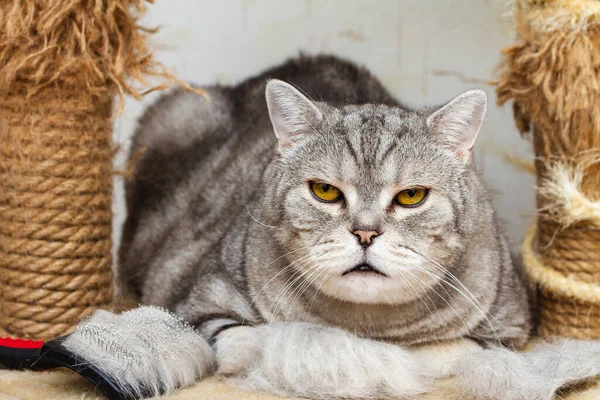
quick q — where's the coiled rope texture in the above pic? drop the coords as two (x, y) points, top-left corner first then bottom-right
(0, 87), (114, 340)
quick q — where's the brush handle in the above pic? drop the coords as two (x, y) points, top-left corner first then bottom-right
(0, 337), (55, 370)
(0, 336), (132, 400)
(39, 336), (132, 400)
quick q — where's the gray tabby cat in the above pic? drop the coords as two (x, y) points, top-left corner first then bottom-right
(120, 54), (530, 345)
(98, 55), (598, 399)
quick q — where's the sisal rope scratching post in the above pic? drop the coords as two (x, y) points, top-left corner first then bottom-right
(497, 0), (600, 339)
(0, 1), (202, 340)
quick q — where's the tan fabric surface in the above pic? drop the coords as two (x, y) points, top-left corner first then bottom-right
(1, 369), (599, 400)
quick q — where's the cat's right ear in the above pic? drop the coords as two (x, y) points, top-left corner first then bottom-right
(265, 80), (322, 152)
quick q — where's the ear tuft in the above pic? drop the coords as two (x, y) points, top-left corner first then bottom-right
(265, 80), (322, 151)
(426, 90), (487, 162)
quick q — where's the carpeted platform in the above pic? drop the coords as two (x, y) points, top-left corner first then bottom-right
(1, 368), (599, 400)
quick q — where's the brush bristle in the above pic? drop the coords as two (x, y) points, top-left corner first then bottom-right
(62, 306), (215, 398)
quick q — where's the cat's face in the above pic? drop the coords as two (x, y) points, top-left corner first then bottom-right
(265, 80), (487, 305)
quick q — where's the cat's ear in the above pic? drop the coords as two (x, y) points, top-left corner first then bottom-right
(426, 90), (487, 162)
(265, 79), (322, 151)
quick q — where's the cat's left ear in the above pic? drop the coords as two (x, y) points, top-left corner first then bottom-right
(265, 79), (322, 151)
(426, 90), (487, 162)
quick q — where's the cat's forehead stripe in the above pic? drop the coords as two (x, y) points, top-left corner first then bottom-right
(378, 140), (398, 165)
(339, 107), (404, 169)
(343, 136), (360, 165)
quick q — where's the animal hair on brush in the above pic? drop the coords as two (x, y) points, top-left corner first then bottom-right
(61, 306), (215, 398)
(453, 339), (600, 400)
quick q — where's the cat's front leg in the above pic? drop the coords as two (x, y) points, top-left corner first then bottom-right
(410, 338), (483, 378)
(452, 339), (600, 400)
(214, 322), (432, 399)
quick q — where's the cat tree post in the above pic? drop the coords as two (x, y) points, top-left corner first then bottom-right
(497, 0), (600, 339)
(0, 0), (199, 340)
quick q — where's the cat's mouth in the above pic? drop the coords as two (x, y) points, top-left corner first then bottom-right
(342, 263), (387, 277)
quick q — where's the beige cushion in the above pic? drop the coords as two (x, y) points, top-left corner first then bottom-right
(1, 368), (599, 400)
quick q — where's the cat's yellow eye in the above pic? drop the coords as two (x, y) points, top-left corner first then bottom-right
(310, 181), (342, 203)
(395, 188), (428, 207)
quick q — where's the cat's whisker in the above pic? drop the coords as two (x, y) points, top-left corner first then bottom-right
(267, 259), (315, 308)
(402, 267), (473, 335)
(266, 246), (313, 268)
(266, 269), (308, 319)
(244, 201), (277, 228)
(406, 261), (503, 344)
(244, 248), (314, 322)
(275, 251), (343, 311)
(395, 246), (499, 325)
(378, 244), (439, 313)
(268, 257), (322, 318)
(385, 243), (496, 339)
(285, 260), (330, 319)
(395, 269), (436, 317)
(272, 251), (337, 319)
(411, 250), (510, 343)
(270, 267), (317, 319)
(307, 269), (333, 315)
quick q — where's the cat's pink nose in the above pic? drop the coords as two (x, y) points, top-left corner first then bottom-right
(352, 230), (380, 247)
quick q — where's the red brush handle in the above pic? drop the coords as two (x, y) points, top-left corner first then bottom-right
(0, 337), (44, 349)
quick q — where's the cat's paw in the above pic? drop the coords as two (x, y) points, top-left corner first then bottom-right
(214, 325), (262, 375)
(62, 306), (215, 398)
(214, 322), (431, 399)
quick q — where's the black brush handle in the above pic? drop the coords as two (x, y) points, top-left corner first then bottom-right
(0, 338), (56, 370)
(0, 346), (48, 370)
(36, 336), (136, 400)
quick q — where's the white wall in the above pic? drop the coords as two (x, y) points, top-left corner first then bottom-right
(113, 0), (536, 256)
